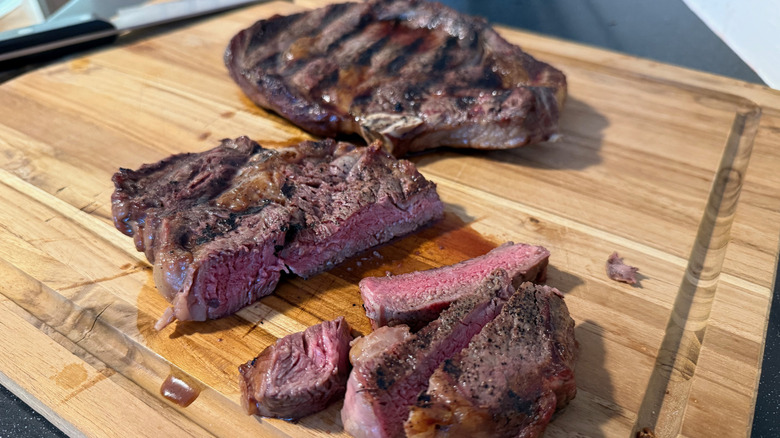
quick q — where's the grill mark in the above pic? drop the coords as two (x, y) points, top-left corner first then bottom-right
(256, 4), (356, 77)
(248, 13), (304, 51)
(356, 35), (391, 66)
(258, 53), (281, 70)
(325, 10), (375, 53)
(476, 64), (504, 89)
(385, 37), (424, 74)
(297, 2), (352, 43)
(190, 204), (271, 248)
(248, 13), (306, 71)
(350, 93), (372, 112)
(495, 89), (513, 106)
(382, 29), (452, 99)
(319, 2), (352, 28)
(431, 36), (459, 72)
(315, 69), (340, 94)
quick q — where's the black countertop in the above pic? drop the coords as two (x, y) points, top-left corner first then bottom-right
(0, 385), (65, 438)
(1, 0), (776, 437)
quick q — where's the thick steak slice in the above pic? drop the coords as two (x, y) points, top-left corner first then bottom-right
(225, 0), (566, 157)
(360, 242), (549, 330)
(342, 270), (513, 438)
(405, 282), (578, 438)
(111, 137), (443, 328)
(276, 144), (443, 278)
(239, 316), (353, 420)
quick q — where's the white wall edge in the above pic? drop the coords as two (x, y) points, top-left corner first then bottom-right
(682, 0), (779, 89)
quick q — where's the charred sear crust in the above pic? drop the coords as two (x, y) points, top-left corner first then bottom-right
(225, 0), (567, 156)
(342, 270), (513, 438)
(405, 282), (578, 438)
(111, 137), (444, 328)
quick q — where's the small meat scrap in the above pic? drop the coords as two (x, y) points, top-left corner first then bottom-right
(606, 252), (639, 284)
(239, 317), (353, 420)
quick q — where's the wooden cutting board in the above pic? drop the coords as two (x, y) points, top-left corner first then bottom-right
(1, 1), (780, 437)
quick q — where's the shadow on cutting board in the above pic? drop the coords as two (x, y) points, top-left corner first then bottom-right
(545, 263), (585, 295)
(482, 96), (608, 171)
(405, 96), (607, 172)
(555, 319), (619, 438)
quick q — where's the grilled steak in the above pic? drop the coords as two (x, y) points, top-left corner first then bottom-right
(360, 242), (549, 330)
(405, 282), (578, 438)
(225, 0), (566, 157)
(111, 137), (443, 328)
(239, 317), (353, 420)
(342, 270), (513, 438)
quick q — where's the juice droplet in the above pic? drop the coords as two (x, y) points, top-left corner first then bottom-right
(160, 374), (200, 407)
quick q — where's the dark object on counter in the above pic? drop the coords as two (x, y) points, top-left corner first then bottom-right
(360, 242), (549, 330)
(239, 317), (353, 420)
(0, 0), (266, 69)
(606, 252), (639, 284)
(225, 0), (566, 157)
(406, 282), (578, 438)
(0, 384), (66, 438)
(342, 270), (513, 438)
(111, 137), (443, 329)
(636, 427), (657, 438)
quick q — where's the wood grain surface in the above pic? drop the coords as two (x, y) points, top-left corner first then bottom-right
(1, 1), (780, 437)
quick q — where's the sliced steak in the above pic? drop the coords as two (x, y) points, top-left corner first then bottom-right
(225, 0), (566, 157)
(111, 137), (443, 328)
(239, 317), (353, 420)
(405, 282), (578, 438)
(360, 242), (549, 330)
(342, 269), (513, 438)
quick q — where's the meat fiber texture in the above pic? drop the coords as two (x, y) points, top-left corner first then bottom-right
(111, 137), (443, 328)
(360, 242), (549, 330)
(238, 317), (353, 420)
(342, 270), (514, 438)
(225, 0), (566, 157)
(405, 282), (578, 438)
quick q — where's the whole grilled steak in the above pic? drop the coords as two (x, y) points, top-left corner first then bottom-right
(360, 242), (549, 330)
(225, 0), (566, 156)
(405, 282), (578, 438)
(239, 317), (353, 420)
(341, 270), (513, 438)
(111, 137), (443, 328)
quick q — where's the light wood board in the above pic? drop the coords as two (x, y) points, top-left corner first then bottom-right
(1, 1), (780, 437)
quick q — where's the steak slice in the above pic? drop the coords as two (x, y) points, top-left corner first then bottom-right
(225, 0), (566, 157)
(360, 242), (549, 330)
(239, 316), (353, 420)
(111, 137), (443, 328)
(405, 282), (578, 438)
(341, 269), (513, 438)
